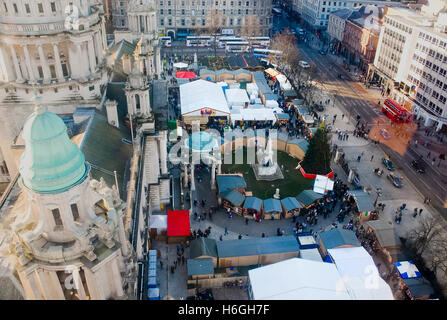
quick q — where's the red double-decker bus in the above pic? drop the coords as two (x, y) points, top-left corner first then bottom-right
(382, 99), (411, 123)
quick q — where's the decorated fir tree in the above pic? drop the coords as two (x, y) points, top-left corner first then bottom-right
(301, 122), (332, 175)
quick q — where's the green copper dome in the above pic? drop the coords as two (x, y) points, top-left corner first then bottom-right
(19, 106), (88, 194)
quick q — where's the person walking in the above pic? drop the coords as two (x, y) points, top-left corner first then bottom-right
(370, 154), (374, 162)
(413, 208), (418, 218)
(238, 234), (242, 240)
(245, 217), (249, 225)
(219, 235), (223, 241)
(419, 208), (423, 216)
(224, 227), (228, 235)
(357, 155), (362, 162)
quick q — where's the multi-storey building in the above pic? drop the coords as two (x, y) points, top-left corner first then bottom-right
(0, 0), (109, 177)
(112, 0), (129, 29)
(299, 0), (405, 30)
(370, 6), (447, 131)
(341, 6), (382, 72)
(327, 8), (354, 51)
(156, 0), (273, 39)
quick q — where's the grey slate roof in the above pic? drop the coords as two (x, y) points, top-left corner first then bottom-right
(221, 189), (245, 206)
(252, 72), (273, 94)
(243, 197), (263, 211)
(187, 258), (215, 276)
(347, 190), (375, 212)
(281, 197), (302, 211)
(296, 190), (323, 207)
(216, 175), (247, 193)
(319, 229), (361, 249)
(216, 235), (299, 258)
(263, 198), (282, 213)
(366, 220), (401, 248)
(190, 238), (218, 259)
(402, 277), (434, 297)
(264, 93), (279, 101)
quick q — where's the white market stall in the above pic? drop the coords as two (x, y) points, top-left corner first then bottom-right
(276, 74), (292, 91)
(230, 108), (277, 125)
(225, 88), (250, 108)
(328, 247), (394, 300)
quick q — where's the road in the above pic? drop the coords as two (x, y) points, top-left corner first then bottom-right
(297, 41), (447, 219)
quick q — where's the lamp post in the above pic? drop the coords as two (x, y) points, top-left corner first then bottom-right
(374, 187), (382, 207)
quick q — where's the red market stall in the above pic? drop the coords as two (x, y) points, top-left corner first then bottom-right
(167, 210), (191, 244)
(176, 71), (197, 79)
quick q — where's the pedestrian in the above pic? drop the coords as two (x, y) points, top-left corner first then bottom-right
(160, 260), (163, 269)
(427, 151), (431, 158)
(238, 234), (242, 240)
(182, 256), (185, 265)
(357, 155), (362, 162)
(224, 227), (228, 235)
(262, 232), (265, 238)
(432, 157), (436, 166)
(419, 208), (423, 216)
(341, 114), (344, 120)
(413, 208), (418, 218)
(245, 217), (249, 225)
(415, 139), (418, 147)
(370, 154), (374, 162)
(170, 266), (174, 274)
(219, 235), (223, 241)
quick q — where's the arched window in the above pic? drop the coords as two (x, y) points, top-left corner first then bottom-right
(71, 203), (80, 221)
(52, 208), (64, 228)
(135, 94), (141, 111)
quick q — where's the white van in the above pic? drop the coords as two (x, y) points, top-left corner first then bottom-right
(299, 61), (310, 68)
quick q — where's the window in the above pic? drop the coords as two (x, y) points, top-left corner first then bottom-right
(89, 85), (95, 91)
(52, 208), (63, 227)
(160, 18), (164, 25)
(51, 2), (56, 12)
(38, 3), (43, 13)
(181, 19), (185, 26)
(71, 204), (80, 221)
(168, 18), (172, 25)
(168, 9), (171, 14)
(13, 3), (17, 13)
(160, 9), (163, 15)
(4, 3), (7, 12)
(182, 9), (185, 15)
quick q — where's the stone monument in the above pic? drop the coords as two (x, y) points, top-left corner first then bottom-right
(252, 139), (284, 181)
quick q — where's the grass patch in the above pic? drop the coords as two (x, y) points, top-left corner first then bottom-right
(221, 148), (314, 199)
(199, 56), (229, 70)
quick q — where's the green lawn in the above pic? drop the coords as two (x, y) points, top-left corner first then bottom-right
(221, 148), (314, 199)
(198, 56), (230, 70)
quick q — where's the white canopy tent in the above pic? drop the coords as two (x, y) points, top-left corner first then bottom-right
(173, 62), (188, 69)
(328, 247), (394, 300)
(225, 88), (250, 107)
(180, 79), (230, 116)
(230, 108), (277, 124)
(276, 74), (292, 90)
(265, 100), (279, 109)
(149, 215), (167, 235)
(248, 258), (352, 300)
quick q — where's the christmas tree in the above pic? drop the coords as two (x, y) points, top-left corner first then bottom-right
(301, 122), (332, 175)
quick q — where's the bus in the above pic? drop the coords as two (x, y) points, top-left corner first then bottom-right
(186, 36), (212, 47)
(159, 36), (172, 47)
(253, 48), (282, 58)
(382, 99), (411, 123)
(225, 41), (250, 53)
(248, 37), (270, 48)
(218, 36), (246, 48)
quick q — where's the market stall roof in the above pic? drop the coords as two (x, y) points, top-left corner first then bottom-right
(180, 79), (230, 115)
(296, 190), (323, 207)
(402, 277), (435, 298)
(173, 62), (188, 68)
(281, 197), (302, 211)
(225, 88), (250, 106)
(176, 71), (197, 79)
(366, 220), (401, 248)
(394, 261), (421, 279)
(252, 72), (273, 94)
(319, 229), (361, 249)
(248, 258), (351, 300)
(284, 89), (298, 97)
(216, 236), (299, 258)
(299, 248), (322, 262)
(216, 174), (246, 193)
(167, 210), (190, 237)
(264, 68), (281, 77)
(190, 238), (218, 259)
(243, 196), (263, 211)
(328, 247), (394, 300)
(263, 198), (282, 213)
(148, 214), (167, 229)
(187, 258), (215, 276)
(297, 234), (318, 249)
(287, 138), (309, 153)
(264, 93), (279, 101)
(292, 98), (305, 105)
(296, 105), (310, 115)
(347, 190), (375, 212)
(221, 189), (245, 206)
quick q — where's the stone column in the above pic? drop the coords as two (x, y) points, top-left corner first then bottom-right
(95, 31), (104, 61)
(87, 38), (96, 74)
(183, 162), (188, 188)
(190, 163), (195, 191)
(9, 44), (23, 82)
(52, 44), (64, 81)
(111, 258), (125, 298)
(159, 132), (168, 175)
(217, 162), (222, 174)
(211, 163), (216, 190)
(37, 44), (51, 82)
(73, 268), (87, 300)
(22, 45), (35, 82)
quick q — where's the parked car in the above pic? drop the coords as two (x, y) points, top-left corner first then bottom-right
(382, 157), (395, 171)
(411, 159), (426, 173)
(299, 60), (310, 68)
(387, 173), (403, 188)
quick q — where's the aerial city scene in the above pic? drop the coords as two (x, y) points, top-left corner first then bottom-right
(1, 0), (447, 302)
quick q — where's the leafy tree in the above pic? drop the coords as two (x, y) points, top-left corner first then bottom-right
(301, 123), (332, 175)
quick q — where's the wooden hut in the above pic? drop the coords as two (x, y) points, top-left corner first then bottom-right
(296, 190), (323, 209)
(281, 197), (303, 219)
(318, 229), (361, 260)
(167, 210), (190, 244)
(216, 236), (299, 268)
(366, 220), (402, 262)
(221, 189), (246, 215)
(187, 258), (215, 280)
(243, 196), (263, 220)
(190, 238), (218, 267)
(263, 198), (282, 220)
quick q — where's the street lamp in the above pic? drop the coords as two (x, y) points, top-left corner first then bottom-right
(374, 187), (382, 207)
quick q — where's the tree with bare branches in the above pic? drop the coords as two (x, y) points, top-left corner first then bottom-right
(205, 10), (227, 57)
(240, 15), (263, 51)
